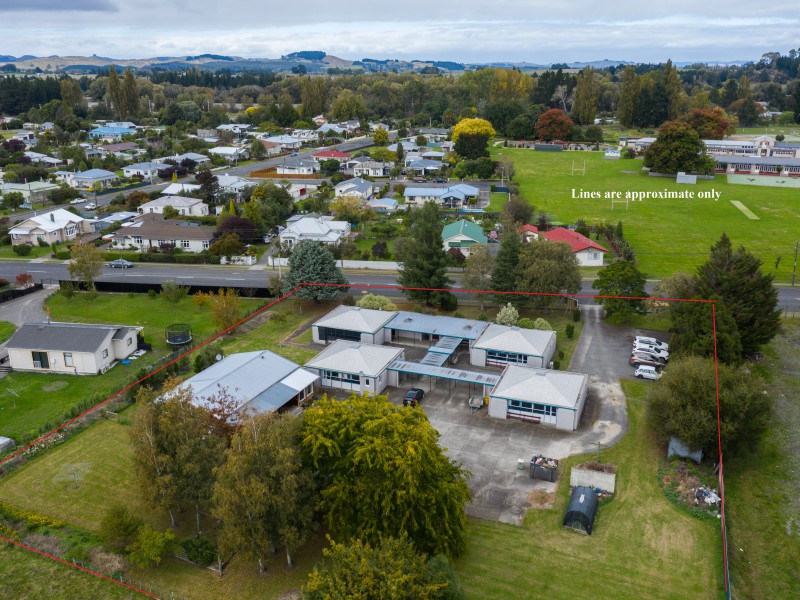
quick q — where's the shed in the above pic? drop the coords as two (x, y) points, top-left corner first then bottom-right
(0, 436), (14, 453)
(563, 485), (598, 535)
(312, 305), (397, 345)
(305, 340), (404, 394)
(471, 323), (557, 369)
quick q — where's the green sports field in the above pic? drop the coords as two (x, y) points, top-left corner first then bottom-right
(496, 148), (800, 282)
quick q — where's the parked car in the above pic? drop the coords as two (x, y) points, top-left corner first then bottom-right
(635, 336), (669, 351)
(630, 352), (664, 369)
(403, 388), (425, 407)
(108, 259), (134, 269)
(433, 177), (447, 183)
(632, 342), (669, 360)
(69, 197), (86, 205)
(634, 365), (662, 380)
(84, 202), (97, 210)
(290, 152), (298, 156)
(412, 176), (427, 183)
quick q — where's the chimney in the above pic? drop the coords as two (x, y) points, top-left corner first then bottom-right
(50, 212), (55, 222)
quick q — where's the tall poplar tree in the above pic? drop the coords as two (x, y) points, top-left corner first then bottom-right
(107, 65), (124, 118)
(122, 68), (139, 118)
(573, 67), (599, 126)
(663, 59), (683, 120)
(617, 66), (640, 128)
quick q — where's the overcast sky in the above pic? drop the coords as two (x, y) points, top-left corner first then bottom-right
(0, 1), (797, 64)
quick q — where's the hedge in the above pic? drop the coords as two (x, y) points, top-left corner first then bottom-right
(101, 251), (221, 265)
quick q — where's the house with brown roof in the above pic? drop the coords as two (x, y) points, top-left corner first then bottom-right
(111, 213), (215, 253)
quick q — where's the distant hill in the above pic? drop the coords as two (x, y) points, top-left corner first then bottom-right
(286, 51), (326, 61)
(0, 55), (16, 62)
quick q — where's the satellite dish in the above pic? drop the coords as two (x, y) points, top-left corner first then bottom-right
(215, 354), (223, 362)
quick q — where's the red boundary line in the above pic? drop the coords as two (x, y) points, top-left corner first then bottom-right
(0, 534), (159, 598)
(0, 282), (729, 596)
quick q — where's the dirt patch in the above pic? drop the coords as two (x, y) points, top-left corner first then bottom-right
(234, 310), (274, 334)
(42, 381), (68, 392)
(527, 489), (555, 508)
(576, 460), (617, 474)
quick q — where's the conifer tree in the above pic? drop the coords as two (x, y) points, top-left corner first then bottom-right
(398, 201), (451, 305)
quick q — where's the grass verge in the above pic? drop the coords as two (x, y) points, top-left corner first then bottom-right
(0, 321), (16, 343)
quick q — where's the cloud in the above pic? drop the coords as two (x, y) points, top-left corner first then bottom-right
(0, 0), (117, 11)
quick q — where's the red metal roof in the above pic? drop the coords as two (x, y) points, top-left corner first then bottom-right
(541, 227), (609, 254)
(521, 224), (539, 233)
(312, 149), (351, 159)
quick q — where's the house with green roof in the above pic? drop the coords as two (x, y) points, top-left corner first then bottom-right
(441, 219), (488, 257)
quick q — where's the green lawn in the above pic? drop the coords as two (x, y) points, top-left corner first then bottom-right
(0, 321), (15, 344)
(0, 293), (262, 442)
(495, 148), (800, 282)
(0, 244), (52, 260)
(725, 322), (800, 599)
(456, 379), (722, 599)
(488, 192), (508, 212)
(0, 544), (141, 599)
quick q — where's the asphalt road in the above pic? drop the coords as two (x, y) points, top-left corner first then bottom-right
(0, 261), (798, 309)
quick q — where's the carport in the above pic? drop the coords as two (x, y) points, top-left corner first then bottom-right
(387, 359), (499, 397)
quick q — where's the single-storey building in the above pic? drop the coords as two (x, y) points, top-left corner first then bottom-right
(179, 350), (319, 417)
(122, 161), (164, 179)
(383, 311), (489, 349)
(488, 365), (588, 430)
(160, 182), (202, 196)
(305, 340), (404, 394)
(441, 219), (487, 257)
(366, 197), (399, 212)
(23, 151), (65, 167)
(55, 169), (119, 190)
(333, 177), (376, 200)
(404, 156), (443, 175)
(352, 160), (393, 177)
(312, 149), (351, 162)
(541, 227), (609, 267)
(265, 135), (303, 150)
(279, 216), (350, 248)
(5, 322), (141, 375)
(9, 208), (93, 246)
(404, 183), (479, 208)
(138, 195), (209, 217)
(1, 180), (61, 205)
(111, 213), (215, 252)
(88, 126), (136, 142)
(260, 140), (283, 156)
(520, 224), (539, 242)
(277, 157), (319, 175)
(208, 146), (249, 162)
(312, 305), (397, 345)
(471, 324), (557, 369)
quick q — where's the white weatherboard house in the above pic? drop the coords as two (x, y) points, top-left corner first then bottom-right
(279, 216), (350, 248)
(179, 350), (319, 417)
(5, 322), (141, 375)
(471, 324), (557, 369)
(138, 195), (209, 217)
(488, 365), (588, 431)
(305, 340), (404, 394)
(312, 306), (397, 345)
(122, 161), (164, 179)
(9, 208), (93, 247)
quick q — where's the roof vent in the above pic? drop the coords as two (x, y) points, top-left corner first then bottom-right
(404, 317), (413, 323)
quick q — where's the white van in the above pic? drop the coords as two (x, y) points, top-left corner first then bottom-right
(635, 365), (662, 380)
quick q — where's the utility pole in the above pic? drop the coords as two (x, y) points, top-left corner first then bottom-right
(792, 240), (798, 287)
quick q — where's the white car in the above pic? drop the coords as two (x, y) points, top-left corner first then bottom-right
(635, 366), (662, 380)
(632, 343), (669, 361)
(635, 336), (669, 351)
(69, 198), (86, 205)
(84, 202), (97, 210)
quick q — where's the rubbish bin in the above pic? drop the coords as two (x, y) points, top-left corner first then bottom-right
(517, 458), (525, 470)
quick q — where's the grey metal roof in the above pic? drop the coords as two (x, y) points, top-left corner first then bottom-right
(385, 311), (489, 340)
(314, 305), (397, 334)
(490, 365), (587, 410)
(473, 324), (556, 357)
(181, 350), (317, 414)
(388, 360), (500, 386)
(712, 154), (800, 167)
(111, 326), (136, 341)
(6, 322), (132, 353)
(305, 340), (404, 377)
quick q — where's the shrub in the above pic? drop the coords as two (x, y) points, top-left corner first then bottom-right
(269, 311), (286, 323)
(341, 294), (356, 306)
(572, 308), (581, 322)
(100, 505), (144, 552)
(357, 294), (397, 311)
(193, 291), (211, 306)
(532, 317), (552, 330)
(147, 288), (157, 298)
(495, 303), (519, 326)
(516, 317), (534, 329)
(160, 280), (189, 304)
(565, 323), (575, 339)
(12, 244), (32, 256)
(438, 292), (458, 311)
(55, 250), (71, 260)
(182, 536), (216, 567)
(126, 524), (177, 568)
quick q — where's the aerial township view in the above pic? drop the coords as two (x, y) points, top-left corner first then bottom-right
(0, 2), (799, 599)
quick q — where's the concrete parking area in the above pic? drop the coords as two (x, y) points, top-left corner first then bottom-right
(310, 307), (665, 524)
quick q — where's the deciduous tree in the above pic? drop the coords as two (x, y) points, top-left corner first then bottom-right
(209, 288), (242, 330)
(452, 118), (495, 160)
(647, 356), (771, 457)
(515, 240), (581, 302)
(372, 126), (389, 146)
(573, 67), (599, 125)
(643, 120), (713, 174)
(462, 245), (494, 310)
(592, 260), (648, 323)
(67, 236), (104, 293)
(303, 393), (471, 557)
(534, 109), (574, 141)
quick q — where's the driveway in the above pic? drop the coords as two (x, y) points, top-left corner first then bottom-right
(0, 288), (50, 334)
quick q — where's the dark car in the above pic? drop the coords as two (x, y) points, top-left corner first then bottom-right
(403, 388), (425, 407)
(433, 177), (447, 183)
(108, 259), (134, 269)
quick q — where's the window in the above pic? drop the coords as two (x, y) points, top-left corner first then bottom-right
(181, 240), (190, 249)
(31, 351), (49, 369)
(323, 370), (360, 384)
(508, 400), (557, 417)
(102, 349), (109, 359)
(319, 327), (361, 343)
(66, 225), (76, 236)
(11, 234), (20, 240)
(486, 350), (527, 366)
(127, 337), (133, 346)
(63, 352), (73, 367)
(133, 236), (142, 245)
(202, 241), (210, 250)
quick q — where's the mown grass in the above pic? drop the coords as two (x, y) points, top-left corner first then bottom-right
(725, 322), (800, 599)
(0, 544), (140, 599)
(0, 320), (16, 343)
(494, 148), (800, 282)
(0, 244), (52, 260)
(456, 379), (723, 599)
